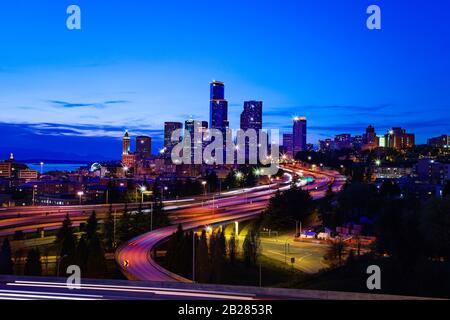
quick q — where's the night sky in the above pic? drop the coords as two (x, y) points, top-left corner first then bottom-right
(0, 0), (449, 161)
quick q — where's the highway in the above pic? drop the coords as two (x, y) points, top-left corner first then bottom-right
(0, 165), (346, 286)
(0, 277), (259, 300)
(1, 275), (424, 300)
(115, 165), (345, 282)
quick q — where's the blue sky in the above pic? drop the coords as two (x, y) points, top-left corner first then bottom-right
(0, 0), (449, 160)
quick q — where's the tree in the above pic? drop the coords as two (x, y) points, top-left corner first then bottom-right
(224, 171), (237, 190)
(263, 186), (314, 229)
(195, 230), (210, 283)
(210, 231), (226, 283)
(0, 238), (14, 275)
(80, 211), (107, 278)
(205, 170), (219, 192)
(325, 238), (345, 266)
(55, 214), (77, 275)
(24, 248), (42, 276)
(85, 235), (107, 278)
(228, 233), (237, 265)
(151, 199), (169, 230)
(244, 169), (257, 188)
(117, 204), (133, 243)
(86, 211), (98, 240)
(243, 230), (260, 266)
(103, 205), (115, 251)
(75, 235), (89, 272)
(166, 225), (186, 275)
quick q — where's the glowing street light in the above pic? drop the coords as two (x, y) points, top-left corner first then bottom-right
(139, 186), (147, 203)
(77, 191), (84, 205)
(202, 181), (207, 198)
(375, 159), (381, 166)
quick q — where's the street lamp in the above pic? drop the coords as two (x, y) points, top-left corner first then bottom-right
(32, 185), (38, 206)
(162, 186), (168, 202)
(140, 186), (147, 203)
(202, 181), (207, 195)
(77, 191), (84, 205)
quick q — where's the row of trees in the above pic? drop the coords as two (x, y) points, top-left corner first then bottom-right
(55, 212), (107, 278)
(0, 238), (43, 276)
(165, 225), (260, 284)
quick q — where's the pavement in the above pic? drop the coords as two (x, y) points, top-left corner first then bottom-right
(0, 276), (434, 300)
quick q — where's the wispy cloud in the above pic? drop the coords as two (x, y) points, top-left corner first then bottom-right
(48, 99), (130, 109)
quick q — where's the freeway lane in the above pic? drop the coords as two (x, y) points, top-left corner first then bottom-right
(115, 166), (345, 282)
(0, 277), (257, 300)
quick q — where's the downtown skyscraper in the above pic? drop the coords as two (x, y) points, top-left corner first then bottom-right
(240, 101), (263, 161)
(209, 81), (229, 134)
(240, 101), (262, 132)
(164, 122), (183, 153)
(136, 136), (152, 159)
(293, 117), (307, 156)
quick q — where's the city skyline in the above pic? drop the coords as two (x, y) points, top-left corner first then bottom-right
(0, 0), (449, 160)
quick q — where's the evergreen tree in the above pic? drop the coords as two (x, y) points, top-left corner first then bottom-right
(103, 205), (115, 251)
(85, 211), (98, 240)
(166, 225), (185, 275)
(196, 230), (210, 283)
(228, 233), (237, 265)
(243, 230), (260, 266)
(55, 214), (77, 275)
(211, 231), (226, 283)
(82, 212), (107, 278)
(180, 231), (194, 278)
(85, 235), (107, 278)
(224, 171), (237, 190)
(75, 235), (89, 272)
(151, 199), (169, 230)
(24, 248), (42, 276)
(0, 238), (14, 275)
(245, 169), (257, 187)
(118, 204), (133, 243)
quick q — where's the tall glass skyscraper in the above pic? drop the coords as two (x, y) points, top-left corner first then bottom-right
(164, 122), (183, 152)
(185, 119), (208, 163)
(136, 136), (152, 159)
(293, 117), (307, 156)
(209, 81), (229, 133)
(240, 101), (263, 132)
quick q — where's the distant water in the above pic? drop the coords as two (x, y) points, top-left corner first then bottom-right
(26, 163), (87, 173)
